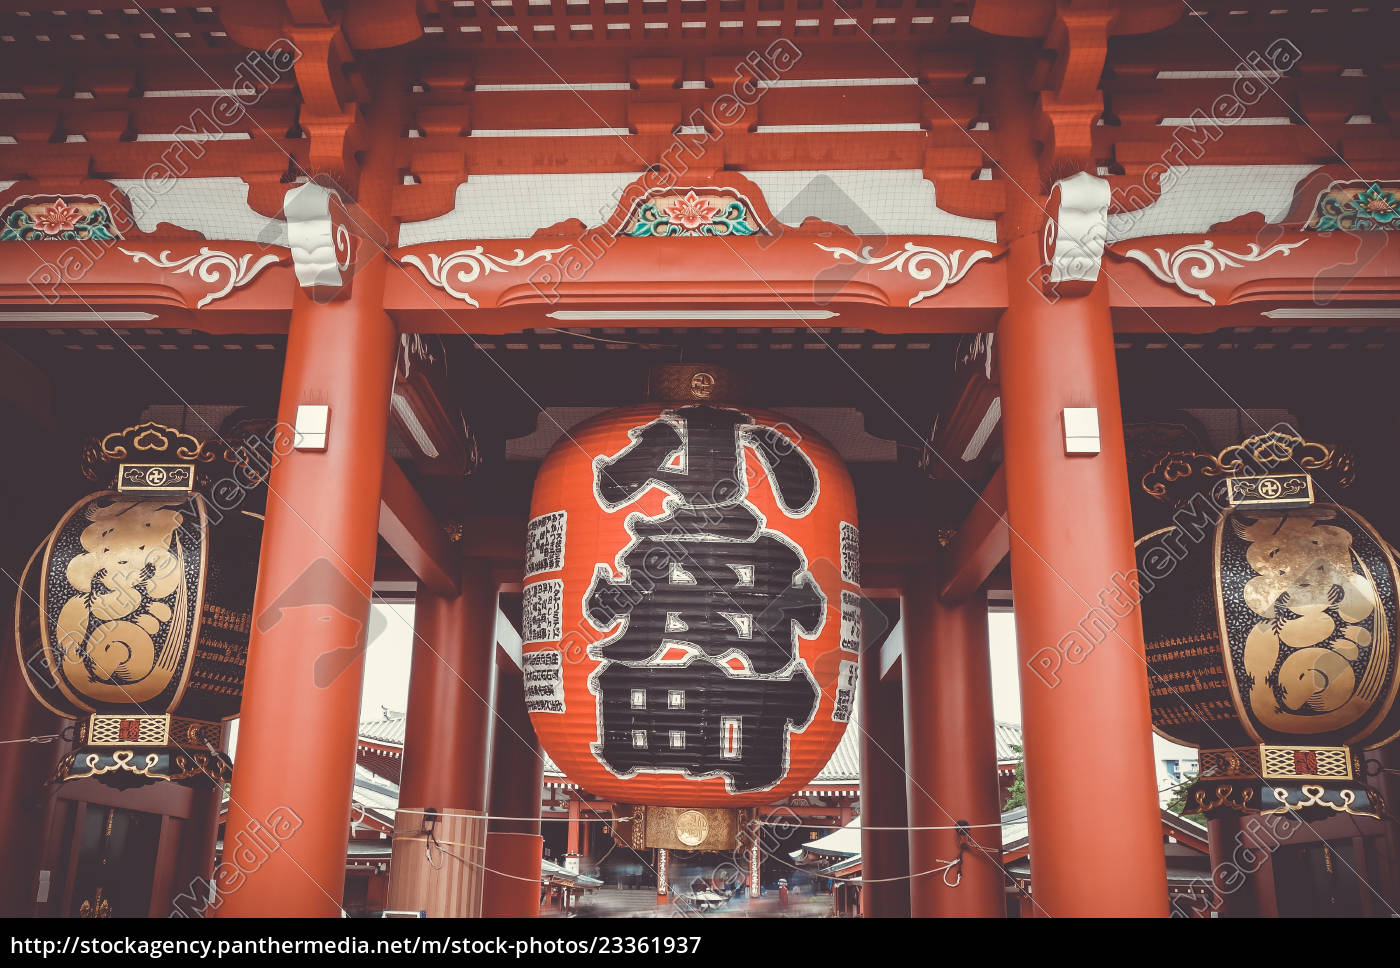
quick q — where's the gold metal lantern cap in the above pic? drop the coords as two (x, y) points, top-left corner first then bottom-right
(644, 363), (745, 404)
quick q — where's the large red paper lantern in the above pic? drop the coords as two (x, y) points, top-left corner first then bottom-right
(523, 369), (860, 808)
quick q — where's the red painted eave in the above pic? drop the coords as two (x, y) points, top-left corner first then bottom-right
(0, 240), (295, 334)
(0, 229), (1395, 337)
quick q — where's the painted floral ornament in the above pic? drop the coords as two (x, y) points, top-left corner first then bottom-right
(623, 189), (762, 237)
(0, 194), (120, 241)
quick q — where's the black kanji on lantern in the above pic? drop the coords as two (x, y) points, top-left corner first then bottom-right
(586, 531), (822, 674)
(594, 659), (819, 793)
(586, 405), (824, 794)
(594, 406), (817, 514)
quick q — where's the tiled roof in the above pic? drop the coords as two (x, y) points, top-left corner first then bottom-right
(352, 764), (402, 816)
(994, 721), (1023, 762)
(812, 721), (860, 784)
(999, 806), (1029, 849)
(346, 839), (395, 859)
(1004, 856), (1213, 887)
(541, 857), (603, 888)
(358, 707), (408, 746)
(358, 710), (1025, 790)
(794, 818), (862, 859)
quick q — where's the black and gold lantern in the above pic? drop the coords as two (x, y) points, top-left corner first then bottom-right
(14, 421), (267, 787)
(1136, 431), (1397, 819)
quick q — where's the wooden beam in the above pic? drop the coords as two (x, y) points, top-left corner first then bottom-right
(378, 453), (459, 596)
(456, 515), (527, 565)
(938, 463), (1008, 603)
(859, 565), (907, 598)
(857, 518), (941, 567)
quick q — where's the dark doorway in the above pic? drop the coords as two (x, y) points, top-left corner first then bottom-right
(1273, 839), (1365, 917)
(68, 807), (162, 918)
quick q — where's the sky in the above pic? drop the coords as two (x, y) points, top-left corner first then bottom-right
(360, 603), (417, 719)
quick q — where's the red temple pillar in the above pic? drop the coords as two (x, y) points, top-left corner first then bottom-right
(1234, 817), (1281, 917)
(386, 560), (498, 917)
(858, 638), (909, 917)
(218, 64), (405, 919)
(482, 831), (543, 919)
(0, 609), (58, 916)
(166, 725), (228, 916)
(1378, 744), (1400, 910)
(218, 267), (398, 918)
(1205, 812), (1258, 917)
(997, 233), (1169, 916)
(485, 671), (545, 820)
(566, 799), (581, 861)
(482, 665), (544, 918)
(0, 390), (73, 917)
(902, 573), (1003, 917)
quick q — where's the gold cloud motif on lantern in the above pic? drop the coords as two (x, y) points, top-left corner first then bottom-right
(50, 498), (190, 706)
(1232, 508), (1389, 735)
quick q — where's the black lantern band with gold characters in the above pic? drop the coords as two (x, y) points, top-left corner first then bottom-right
(1135, 431), (1397, 819)
(14, 419), (266, 788)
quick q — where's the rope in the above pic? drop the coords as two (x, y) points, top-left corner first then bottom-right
(768, 844), (966, 886)
(392, 808), (1008, 832)
(776, 821), (989, 888)
(0, 733), (60, 745)
(432, 842), (571, 885)
(391, 806), (614, 824)
(396, 835), (485, 850)
(760, 819), (1003, 831)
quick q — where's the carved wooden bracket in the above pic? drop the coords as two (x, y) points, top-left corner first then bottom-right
(284, 181), (355, 300)
(1041, 171), (1111, 296)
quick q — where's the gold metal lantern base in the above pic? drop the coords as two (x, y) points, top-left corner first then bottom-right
(52, 713), (231, 789)
(1188, 744), (1382, 820)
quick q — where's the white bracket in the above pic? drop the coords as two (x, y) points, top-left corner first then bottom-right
(284, 182), (354, 299)
(1042, 171), (1111, 296)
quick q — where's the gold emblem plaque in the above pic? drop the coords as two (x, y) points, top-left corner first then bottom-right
(615, 804), (749, 850)
(674, 809), (710, 846)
